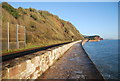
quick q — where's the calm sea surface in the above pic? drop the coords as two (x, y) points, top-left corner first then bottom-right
(83, 40), (118, 79)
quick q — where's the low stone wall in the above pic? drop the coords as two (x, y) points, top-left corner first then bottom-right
(1, 40), (82, 79)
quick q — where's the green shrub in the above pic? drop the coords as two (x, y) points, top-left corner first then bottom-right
(2, 2), (20, 19)
(12, 12), (20, 19)
(23, 11), (27, 14)
(18, 7), (23, 10)
(30, 14), (37, 20)
(29, 8), (36, 12)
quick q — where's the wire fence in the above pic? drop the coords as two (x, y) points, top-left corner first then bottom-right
(2, 22), (26, 51)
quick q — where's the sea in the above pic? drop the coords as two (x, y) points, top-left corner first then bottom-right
(83, 40), (118, 79)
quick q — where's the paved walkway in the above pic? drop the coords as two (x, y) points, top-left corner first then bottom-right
(38, 42), (104, 80)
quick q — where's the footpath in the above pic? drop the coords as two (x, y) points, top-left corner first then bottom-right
(38, 42), (104, 81)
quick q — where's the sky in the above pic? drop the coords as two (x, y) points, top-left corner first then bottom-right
(1, 0), (120, 2)
(7, 2), (118, 39)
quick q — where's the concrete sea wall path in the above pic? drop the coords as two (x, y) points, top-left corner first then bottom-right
(38, 42), (104, 80)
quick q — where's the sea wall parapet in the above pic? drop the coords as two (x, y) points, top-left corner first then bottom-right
(1, 40), (82, 79)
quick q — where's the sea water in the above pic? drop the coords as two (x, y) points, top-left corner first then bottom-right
(83, 40), (118, 79)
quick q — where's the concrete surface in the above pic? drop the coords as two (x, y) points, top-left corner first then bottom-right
(38, 42), (104, 80)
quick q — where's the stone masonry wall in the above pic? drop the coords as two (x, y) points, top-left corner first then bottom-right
(1, 40), (82, 79)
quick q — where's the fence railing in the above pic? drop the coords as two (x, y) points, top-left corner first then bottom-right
(2, 22), (26, 51)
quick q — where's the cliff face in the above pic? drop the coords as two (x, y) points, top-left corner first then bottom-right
(2, 2), (84, 46)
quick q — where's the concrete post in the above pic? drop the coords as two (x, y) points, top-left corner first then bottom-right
(24, 26), (26, 47)
(16, 24), (19, 49)
(7, 22), (9, 51)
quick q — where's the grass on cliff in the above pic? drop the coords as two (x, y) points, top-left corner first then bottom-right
(2, 2), (20, 19)
(2, 40), (70, 54)
(1, 2), (84, 54)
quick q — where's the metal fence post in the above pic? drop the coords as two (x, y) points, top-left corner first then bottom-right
(7, 22), (9, 51)
(16, 24), (19, 49)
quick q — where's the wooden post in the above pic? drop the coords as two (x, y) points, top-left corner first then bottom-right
(16, 24), (19, 49)
(7, 22), (9, 51)
(24, 26), (26, 47)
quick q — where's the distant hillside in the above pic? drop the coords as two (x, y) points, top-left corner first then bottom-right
(2, 2), (84, 48)
(83, 35), (103, 41)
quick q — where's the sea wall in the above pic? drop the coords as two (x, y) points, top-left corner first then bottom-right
(1, 40), (82, 79)
(82, 39), (88, 45)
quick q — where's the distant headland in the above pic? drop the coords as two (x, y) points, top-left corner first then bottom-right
(83, 35), (103, 42)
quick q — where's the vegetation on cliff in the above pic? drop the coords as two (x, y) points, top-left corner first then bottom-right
(2, 2), (84, 51)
